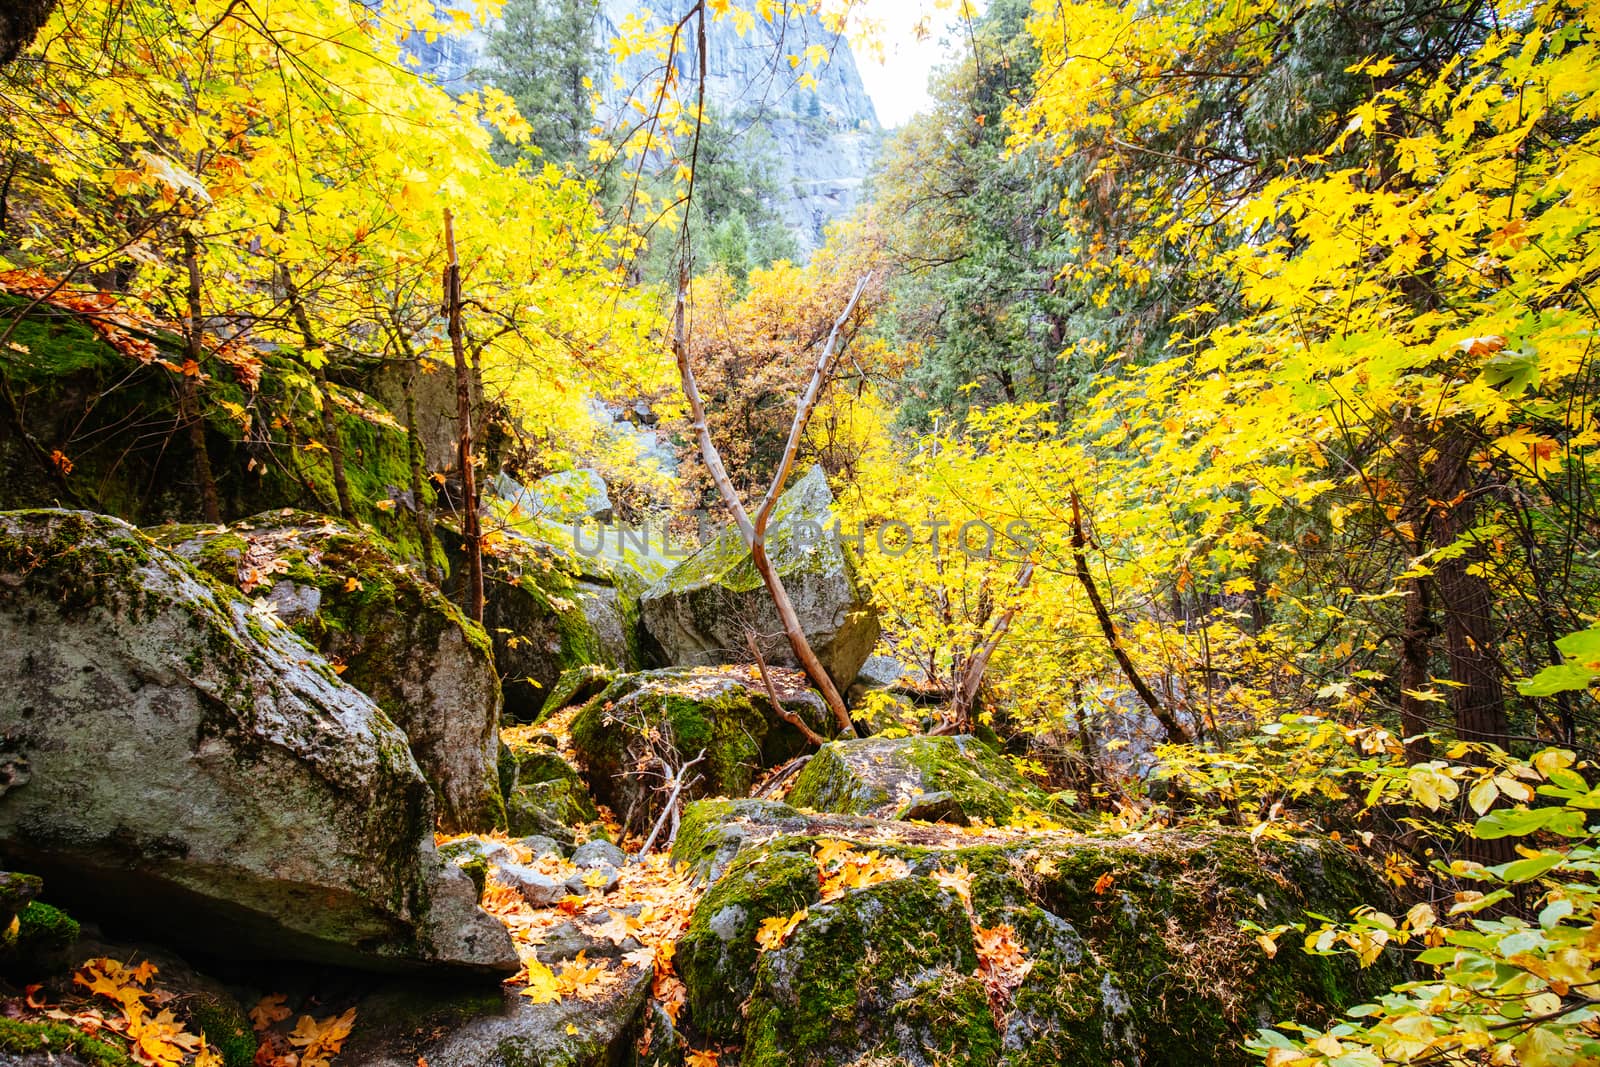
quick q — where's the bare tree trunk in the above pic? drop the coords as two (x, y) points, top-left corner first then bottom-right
(668, 265), (869, 735)
(443, 210), (483, 623)
(1429, 433), (1511, 749)
(277, 263), (353, 520)
(947, 562), (1034, 732)
(1428, 431), (1514, 868)
(179, 232), (222, 523)
(747, 633), (826, 746)
(1396, 426), (1437, 760)
(1070, 491), (1189, 744)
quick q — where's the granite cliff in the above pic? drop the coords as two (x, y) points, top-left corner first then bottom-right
(409, 0), (882, 253)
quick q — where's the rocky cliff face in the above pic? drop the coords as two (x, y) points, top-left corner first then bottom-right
(594, 0), (881, 251)
(408, 0), (881, 254)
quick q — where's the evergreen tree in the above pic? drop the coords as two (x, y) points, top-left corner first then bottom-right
(481, 0), (601, 165)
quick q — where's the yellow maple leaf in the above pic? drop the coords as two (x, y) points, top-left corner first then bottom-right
(812, 838), (855, 867)
(520, 961), (563, 1004)
(755, 909), (808, 952)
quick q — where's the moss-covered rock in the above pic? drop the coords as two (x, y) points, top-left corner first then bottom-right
(672, 804), (1400, 1067)
(0, 292), (441, 566)
(671, 798), (812, 882)
(155, 512), (504, 832)
(538, 664), (616, 722)
(0, 1016), (135, 1066)
(179, 992), (256, 1067)
(0, 509), (515, 975)
(676, 848), (821, 1043)
(744, 875), (996, 1067)
(5, 902), (78, 956)
(498, 740), (600, 843)
(568, 668), (830, 836)
(787, 734), (1059, 824)
(639, 465), (880, 692)
(0, 871), (42, 924)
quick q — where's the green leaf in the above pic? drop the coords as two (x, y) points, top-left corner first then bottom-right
(1516, 662), (1599, 697)
(1475, 807), (1587, 839)
(1495, 852), (1565, 883)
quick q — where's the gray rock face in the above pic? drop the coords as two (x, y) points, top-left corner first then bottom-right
(640, 465), (879, 691)
(156, 513), (505, 833)
(597, 0), (883, 252)
(0, 510), (517, 975)
(342, 966), (652, 1067)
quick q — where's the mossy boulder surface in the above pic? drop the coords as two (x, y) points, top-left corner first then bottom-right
(500, 740), (600, 843)
(675, 848), (821, 1043)
(568, 667), (829, 835)
(672, 803), (1398, 1066)
(0, 509), (515, 975)
(0, 1016), (135, 1066)
(538, 664), (616, 721)
(639, 464), (880, 692)
(745, 875), (995, 1066)
(457, 537), (621, 723)
(155, 511), (504, 832)
(787, 734), (1056, 824)
(670, 798), (812, 882)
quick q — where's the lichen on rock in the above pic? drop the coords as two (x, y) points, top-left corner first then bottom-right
(154, 510), (505, 832)
(0, 509), (516, 975)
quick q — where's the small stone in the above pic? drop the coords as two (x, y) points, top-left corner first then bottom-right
(571, 840), (627, 869)
(564, 862), (620, 897)
(497, 864), (567, 908)
(518, 835), (565, 859)
(438, 836), (515, 868)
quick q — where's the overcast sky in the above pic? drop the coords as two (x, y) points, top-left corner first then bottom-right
(845, 0), (970, 127)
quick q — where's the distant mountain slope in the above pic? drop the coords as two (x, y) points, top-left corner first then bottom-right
(408, 1), (880, 253)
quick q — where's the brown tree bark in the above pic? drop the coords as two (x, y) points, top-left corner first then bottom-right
(0, 0), (54, 66)
(1428, 432), (1511, 749)
(443, 209), (483, 623)
(1396, 426), (1437, 760)
(179, 232), (222, 523)
(1070, 491), (1190, 744)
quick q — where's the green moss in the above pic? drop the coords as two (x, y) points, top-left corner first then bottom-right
(677, 848), (821, 1043)
(0, 510), (152, 616)
(1, 296), (436, 556)
(14, 901), (78, 952)
(505, 778), (599, 840)
(185, 995), (256, 1067)
(673, 814), (1395, 1067)
(537, 665), (616, 722)
(0, 1016), (134, 1067)
(787, 734), (1055, 825)
(741, 875), (994, 1067)
(569, 672), (780, 827)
